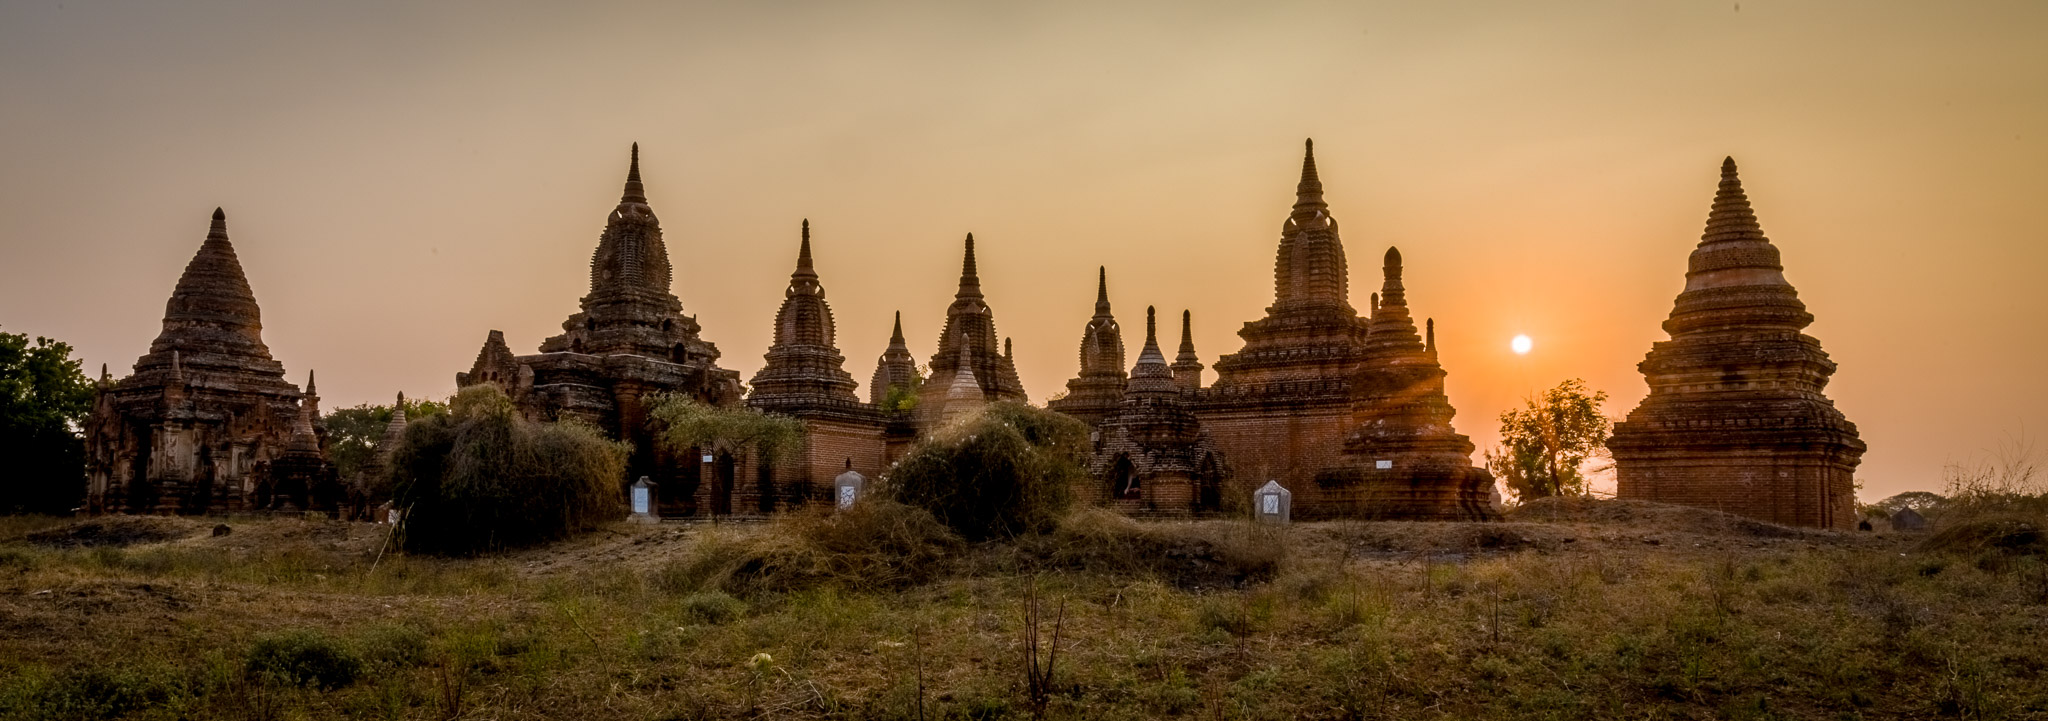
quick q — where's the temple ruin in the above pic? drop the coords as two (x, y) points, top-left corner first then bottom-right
(1609, 157), (1865, 530)
(83, 209), (332, 515)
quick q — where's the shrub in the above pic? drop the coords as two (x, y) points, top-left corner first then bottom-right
(886, 402), (1088, 541)
(390, 385), (629, 555)
(663, 501), (963, 596)
(677, 591), (748, 624)
(246, 630), (362, 690)
(1030, 508), (1285, 588)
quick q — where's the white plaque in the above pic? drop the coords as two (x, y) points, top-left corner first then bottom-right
(839, 485), (857, 508)
(1262, 494), (1279, 514)
(1375, 460), (1392, 470)
(631, 486), (650, 514)
(701, 454), (715, 463)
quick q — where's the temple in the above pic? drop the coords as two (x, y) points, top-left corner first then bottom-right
(917, 233), (1027, 425)
(1050, 140), (1495, 520)
(1609, 158), (1865, 529)
(1046, 267), (1127, 427)
(743, 220), (887, 509)
(83, 209), (333, 514)
(457, 144), (744, 515)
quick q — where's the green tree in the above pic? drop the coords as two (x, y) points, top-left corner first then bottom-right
(878, 367), (926, 413)
(645, 393), (807, 465)
(886, 402), (1088, 541)
(325, 396), (448, 483)
(0, 329), (96, 514)
(389, 385), (628, 555)
(1486, 379), (1612, 501)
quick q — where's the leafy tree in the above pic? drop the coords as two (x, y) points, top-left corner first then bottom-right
(886, 402), (1088, 541)
(325, 396), (447, 483)
(878, 367), (926, 413)
(1486, 379), (1612, 501)
(389, 385), (628, 554)
(1863, 491), (1946, 519)
(646, 393), (806, 465)
(0, 329), (95, 514)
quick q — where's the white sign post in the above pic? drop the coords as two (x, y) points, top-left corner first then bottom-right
(834, 469), (866, 510)
(1253, 480), (1291, 524)
(628, 476), (659, 524)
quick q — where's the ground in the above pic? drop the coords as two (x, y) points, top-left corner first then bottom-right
(1, 499), (2044, 720)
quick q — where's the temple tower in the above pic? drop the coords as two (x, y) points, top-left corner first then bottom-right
(1609, 158), (1865, 529)
(745, 220), (887, 510)
(1196, 140), (1374, 506)
(919, 234), (1027, 422)
(869, 312), (922, 407)
(1315, 248), (1497, 520)
(1171, 310), (1204, 391)
(1089, 307), (1224, 516)
(84, 208), (312, 514)
(1048, 267), (1128, 426)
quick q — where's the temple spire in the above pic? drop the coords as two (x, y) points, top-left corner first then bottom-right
(1171, 309), (1205, 391)
(786, 219), (819, 296)
(1426, 318), (1435, 353)
(1094, 266), (1111, 314)
(1379, 247), (1406, 308)
(797, 219), (814, 273)
(890, 311), (905, 344)
(956, 233), (982, 299)
(1293, 138), (1325, 211)
(621, 143), (646, 204)
(1127, 306), (1176, 395)
(1702, 156), (1766, 246)
(1138, 307), (1164, 364)
(1176, 309), (1197, 357)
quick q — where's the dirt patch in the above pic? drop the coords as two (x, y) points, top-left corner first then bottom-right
(1510, 497), (1810, 539)
(25, 517), (197, 549)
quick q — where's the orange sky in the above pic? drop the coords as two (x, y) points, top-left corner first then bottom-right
(2, 1), (2043, 502)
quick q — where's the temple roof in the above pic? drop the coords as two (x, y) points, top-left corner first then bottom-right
(1127, 307), (1178, 397)
(148, 208), (273, 362)
(1272, 138), (1352, 313)
(1664, 157), (1812, 336)
(750, 220), (859, 405)
(585, 143), (674, 304)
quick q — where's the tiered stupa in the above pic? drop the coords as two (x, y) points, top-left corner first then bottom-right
(1314, 248), (1496, 520)
(84, 208), (315, 514)
(918, 234), (1026, 424)
(1047, 267), (1128, 427)
(745, 220), (886, 509)
(264, 371), (339, 513)
(1609, 158), (1865, 529)
(457, 144), (743, 514)
(1088, 307), (1224, 516)
(868, 312), (921, 407)
(1171, 310), (1204, 391)
(1197, 140), (1374, 502)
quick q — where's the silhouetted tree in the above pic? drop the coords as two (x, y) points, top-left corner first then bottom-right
(0, 329), (94, 514)
(1487, 379), (1611, 501)
(886, 402), (1088, 541)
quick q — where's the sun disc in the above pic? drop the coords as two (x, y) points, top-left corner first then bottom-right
(1511, 334), (1533, 355)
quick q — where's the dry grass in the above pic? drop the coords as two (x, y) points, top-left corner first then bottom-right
(2, 500), (2046, 720)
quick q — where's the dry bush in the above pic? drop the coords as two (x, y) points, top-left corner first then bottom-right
(887, 402), (1088, 541)
(1940, 433), (2047, 522)
(1020, 508), (1285, 589)
(1918, 517), (2046, 560)
(390, 385), (629, 555)
(658, 500), (964, 597)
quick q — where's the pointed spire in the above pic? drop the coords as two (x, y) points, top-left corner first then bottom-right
(786, 219), (820, 297)
(621, 142), (646, 204)
(1142, 306), (1161, 355)
(1293, 138), (1325, 211)
(1371, 292), (1379, 312)
(956, 233), (982, 298)
(1702, 156), (1767, 245)
(1004, 337), (1013, 360)
(1176, 309), (1197, 357)
(99, 363), (110, 385)
(797, 219), (814, 272)
(1380, 247), (1406, 308)
(1094, 266), (1110, 315)
(890, 311), (905, 345)
(306, 369), (317, 397)
(150, 207), (270, 361)
(1128, 306), (1176, 395)
(393, 391), (407, 423)
(1426, 318), (1435, 353)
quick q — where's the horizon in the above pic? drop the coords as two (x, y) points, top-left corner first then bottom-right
(3, 0), (2044, 503)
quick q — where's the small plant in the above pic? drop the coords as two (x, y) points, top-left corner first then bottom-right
(245, 630), (361, 690)
(1021, 584), (1066, 719)
(678, 591), (747, 624)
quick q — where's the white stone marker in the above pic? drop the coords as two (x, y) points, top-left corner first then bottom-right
(629, 476), (659, 523)
(834, 469), (866, 509)
(1253, 480), (1291, 524)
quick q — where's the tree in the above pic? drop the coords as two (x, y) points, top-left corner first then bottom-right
(1487, 379), (1612, 501)
(325, 396), (448, 483)
(389, 385), (628, 555)
(886, 402), (1088, 541)
(878, 367), (926, 413)
(645, 393), (807, 465)
(0, 329), (95, 514)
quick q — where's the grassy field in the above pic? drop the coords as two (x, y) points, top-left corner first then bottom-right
(1, 500), (2044, 720)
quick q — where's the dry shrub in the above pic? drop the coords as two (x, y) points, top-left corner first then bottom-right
(1918, 517), (2046, 560)
(887, 402), (1088, 541)
(1024, 508), (1284, 589)
(390, 385), (629, 555)
(661, 500), (963, 597)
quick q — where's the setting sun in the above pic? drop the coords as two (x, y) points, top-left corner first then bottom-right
(1511, 334), (1534, 355)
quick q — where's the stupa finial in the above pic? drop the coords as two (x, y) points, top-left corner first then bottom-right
(621, 142), (646, 204)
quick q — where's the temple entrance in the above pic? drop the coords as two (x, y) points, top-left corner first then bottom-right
(712, 451), (737, 516)
(1111, 455), (1140, 500)
(1196, 454), (1222, 512)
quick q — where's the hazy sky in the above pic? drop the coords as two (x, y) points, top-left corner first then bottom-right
(3, 0), (2043, 501)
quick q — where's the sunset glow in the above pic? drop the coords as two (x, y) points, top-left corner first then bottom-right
(1511, 335), (1534, 356)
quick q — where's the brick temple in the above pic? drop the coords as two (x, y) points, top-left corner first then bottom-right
(83, 209), (335, 515)
(1609, 158), (1865, 530)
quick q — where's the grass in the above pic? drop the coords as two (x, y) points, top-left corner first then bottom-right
(0, 503), (2045, 720)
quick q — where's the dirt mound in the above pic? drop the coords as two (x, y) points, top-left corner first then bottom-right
(1019, 510), (1284, 589)
(25, 517), (197, 548)
(1510, 497), (1806, 538)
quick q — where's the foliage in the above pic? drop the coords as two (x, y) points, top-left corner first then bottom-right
(246, 630), (362, 690)
(886, 402), (1088, 541)
(1863, 491), (1947, 519)
(1486, 379), (1611, 501)
(645, 393), (806, 464)
(325, 396), (448, 486)
(879, 368), (926, 413)
(658, 501), (963, 596)
(1940, 432), (2047, 521)
(0, 329), (95, 514)
(389, 385), (628, 555)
